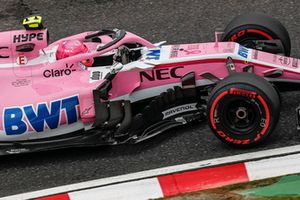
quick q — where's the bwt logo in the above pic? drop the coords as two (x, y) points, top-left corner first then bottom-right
(3, 96), (79, 135)
(238, 45), (249, 58)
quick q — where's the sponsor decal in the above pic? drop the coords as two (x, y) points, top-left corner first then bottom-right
(183, 44), (202, 54)
(89, 68), (111, 82)
(229, 30), (246, 42)
(230, 88), (256, 99)
(16, 55), (27, 65)
(91, 71), (104, 80)
(252, 50), (258, 59)
(187, 44), (200, 50)
(11, 79), (31, 87)
(171, 44), (202, 57)
(279, 56), (290, 65)
(238, 45), (249, 58)
(170, 45), (180, 58)
(140, 66), (183, 82)
(3, 96), (79, 135)
(81, 106), (92, 116)
(279, 56), (291, 65)
(146, 49), (160, 60)
(0, 46), (9, 58)
(13, 33), (43, 43)
(292, 58), (299, 68)
(43, 64), (76, 78)
(181, 49), (201, 55)
(162, 103), (197, 119)
(216, 130), (250, 145)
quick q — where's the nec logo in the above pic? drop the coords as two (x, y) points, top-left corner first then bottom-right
(140, 66), (183, 82)
(13, 33), (44, 43)
(3, 96), (79, 135)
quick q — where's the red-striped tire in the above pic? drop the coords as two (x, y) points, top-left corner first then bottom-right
(207, 73), (280, 147)
(222, 13), (291, 56)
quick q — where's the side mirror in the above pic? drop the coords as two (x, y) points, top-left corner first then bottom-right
(16, 43), (35, 52)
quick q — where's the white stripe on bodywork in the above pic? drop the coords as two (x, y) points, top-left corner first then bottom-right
(0, 47), (58, 68)
(143, 52), (235, 66)
(0, 54), (49, 68)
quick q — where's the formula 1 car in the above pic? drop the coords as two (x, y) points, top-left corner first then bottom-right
(0, 13), (294, 155)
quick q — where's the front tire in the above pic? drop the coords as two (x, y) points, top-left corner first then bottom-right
(222, 13), (291, 56)
(207, 73), (280, 147)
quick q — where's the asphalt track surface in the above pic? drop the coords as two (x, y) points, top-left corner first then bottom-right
(1, 0), (300, 197)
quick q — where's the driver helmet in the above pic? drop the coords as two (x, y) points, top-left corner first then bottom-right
(56, 39), (93, 67)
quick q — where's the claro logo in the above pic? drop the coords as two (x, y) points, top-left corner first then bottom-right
(43, 64), (76, 78)
(140, 66), (183, 82)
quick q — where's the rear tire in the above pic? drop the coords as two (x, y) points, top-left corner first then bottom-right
(222, 13), (291, 56)
(207, 73), (280, 147)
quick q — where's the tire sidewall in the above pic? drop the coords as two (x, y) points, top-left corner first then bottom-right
(208, 83), (277, 147)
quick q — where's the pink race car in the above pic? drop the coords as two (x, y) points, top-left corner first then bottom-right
(0, 13), (294, 154)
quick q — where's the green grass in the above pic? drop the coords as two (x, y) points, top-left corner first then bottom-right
(157, 174), (300, 200)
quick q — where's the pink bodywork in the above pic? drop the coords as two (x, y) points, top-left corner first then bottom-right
(0, 29), (48, 65)
(0, 28), (299, 141)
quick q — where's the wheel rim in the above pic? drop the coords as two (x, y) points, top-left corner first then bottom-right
(220, 96), (261, 135)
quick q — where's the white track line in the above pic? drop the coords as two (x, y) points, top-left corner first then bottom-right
(246, 153), (300, 181)
(69, 178), (163, 200)
(3, 144), (300, 200)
